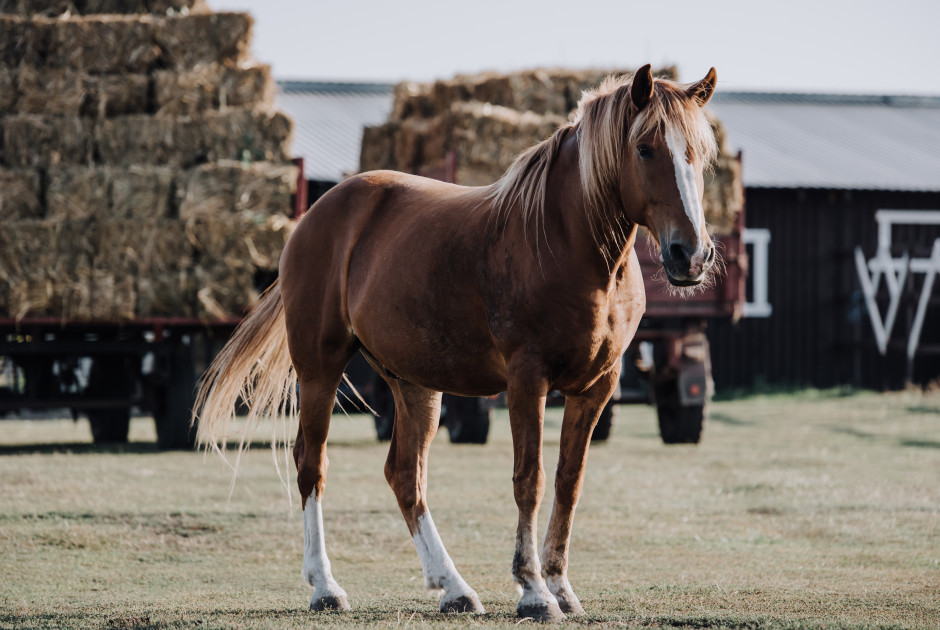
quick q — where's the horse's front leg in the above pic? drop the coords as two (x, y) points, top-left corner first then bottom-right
(541, 368), (620, 615)
(506, 369), (564, 622)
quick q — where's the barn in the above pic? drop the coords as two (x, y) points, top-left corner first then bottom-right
(276, 82), (940, 393)
(706, 92), (940, 391)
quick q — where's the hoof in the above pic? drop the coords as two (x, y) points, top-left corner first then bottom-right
(309, 594), (350, 611)
(517, 601), (565, 623)
(440, 592), (484, 614)
(552, 590), (584, 615)
(554, 594), (584, 615)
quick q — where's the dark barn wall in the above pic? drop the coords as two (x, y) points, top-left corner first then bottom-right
(708, 188), (940, 392)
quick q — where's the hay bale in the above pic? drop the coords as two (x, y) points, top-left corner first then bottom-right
(0, 66), (16, 113)
(0, 15), (51, 66)
(0, 0), (207, 17)
(0, 168), (41, 219)
(154, 62), (273, 116)
(200, 108), (293, 164)
(111, 166), (174, 219)
(47, 165), (173, 220)
(13, 67), (149, 117)
(177, 161), (296, 219)
(96, 109), (291, 166)
(0, 219), (97, 319)
(95, 114), (197, 166)
(47, 166), (110, 220)
(155, 12), (252, 70)
(2, 114), (95, 167)
(47, 15), (159, 73)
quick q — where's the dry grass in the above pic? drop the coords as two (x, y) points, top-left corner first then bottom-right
(0, 389), (937, 629)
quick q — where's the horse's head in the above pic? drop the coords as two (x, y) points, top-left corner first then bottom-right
(575, 66), (719, 286)
(622, 65), (718, 286)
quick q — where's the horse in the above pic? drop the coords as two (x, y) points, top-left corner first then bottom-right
(193, 64), (719, 622)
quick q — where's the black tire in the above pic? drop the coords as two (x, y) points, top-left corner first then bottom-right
(86, 356), (133, 445)
(653, 377), (704, 444)
(153, 341), (197, 450)
(374, 413), (394, 442)
(591, 402), (614, 442)
(443, 394), (490, 444)
(88, 408), (131, 444)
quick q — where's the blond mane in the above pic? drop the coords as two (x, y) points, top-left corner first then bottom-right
(489, 73), (718, 261)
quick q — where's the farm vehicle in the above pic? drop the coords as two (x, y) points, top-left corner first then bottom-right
(0, 318), (236, 449)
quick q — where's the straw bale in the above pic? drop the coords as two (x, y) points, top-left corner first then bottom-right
(176, 160), (296, 220)
(13, 67), (149, 117)
(46, 166), (110, 220)
(47, 15), (159, 73)
(155, 12), (252, 70)
(359, 122), (399, 172)
(185, 212), (294, 317)
(0, 168), (41, 219)
(47, 165), (173, 220)
(95, 114), (198, 166)
(154, 62), (273, 116)
(0, 0), (207, 15)
(2, 114), (95, 167)
(200, 108), (293, 164)
(0, 219), (97, 319)
(111, 166), (174, 219)
(0, 67), (15, 113)
(391, 67), (679, 120)
(0, 15), (51, 66)
(96, 110), (291, 166)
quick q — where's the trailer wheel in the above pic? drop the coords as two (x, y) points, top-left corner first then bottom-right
(443, 394), (489, 444)
(653, 377), (704, 444)
(86, 356), (132, 444)
(153, 341), (197, 450)
(88, 408), (131, 444)
(374, 413), (394, 442)
(591, 402), (614, 442)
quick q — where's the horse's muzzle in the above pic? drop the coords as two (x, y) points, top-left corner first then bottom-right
(661, 240), (715, 286)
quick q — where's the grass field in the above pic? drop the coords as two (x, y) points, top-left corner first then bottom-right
(1, 389), (938, 629)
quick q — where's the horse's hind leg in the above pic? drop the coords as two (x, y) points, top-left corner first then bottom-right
(383, 379), (484, 614)
(294, 370), (351, 611)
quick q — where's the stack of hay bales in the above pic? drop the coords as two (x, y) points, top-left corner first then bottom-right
(361, 67), (743, 233)
(0, 0), (297, 321)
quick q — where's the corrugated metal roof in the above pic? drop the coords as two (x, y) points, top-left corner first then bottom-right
(708, 92), (940, 191)
(277, 81), (940, 192)
(275, 81), (394, 182)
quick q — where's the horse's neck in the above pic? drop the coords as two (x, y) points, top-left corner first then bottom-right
(543, 131), (635, 277)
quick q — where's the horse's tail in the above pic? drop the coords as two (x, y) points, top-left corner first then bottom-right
(192, 281), (296, 476)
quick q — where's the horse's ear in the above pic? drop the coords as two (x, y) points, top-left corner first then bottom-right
(688, 67), (717, 106)
(630, 64), (654, 110)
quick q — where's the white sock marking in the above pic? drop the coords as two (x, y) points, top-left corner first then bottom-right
(665, 126), (704, 243)
(302, 499), (346, 601)
(412, 512), (470, 596)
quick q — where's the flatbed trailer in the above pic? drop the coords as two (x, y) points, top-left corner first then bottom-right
(0, 317), (238, 448)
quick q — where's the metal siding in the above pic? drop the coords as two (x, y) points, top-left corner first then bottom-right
(708, 188), (940, 392)
(708, 93), (940, 191)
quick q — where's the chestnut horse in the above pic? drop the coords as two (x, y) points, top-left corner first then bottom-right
(194, 65), (718, 621)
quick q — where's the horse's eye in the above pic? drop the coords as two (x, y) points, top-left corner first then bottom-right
(637, 145), (653, 160)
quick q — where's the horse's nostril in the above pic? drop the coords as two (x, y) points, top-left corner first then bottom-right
(704, 246), (715, 263)
(668, 242), (688, 264)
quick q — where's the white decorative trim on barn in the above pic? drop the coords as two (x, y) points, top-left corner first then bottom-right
(855, 210), (940, 360)
(742, 228), (772, 318)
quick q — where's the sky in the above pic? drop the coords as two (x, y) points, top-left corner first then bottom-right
(207, 0), (940, 95)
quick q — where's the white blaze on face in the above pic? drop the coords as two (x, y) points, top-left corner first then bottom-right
(664, 125), (704, 243)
